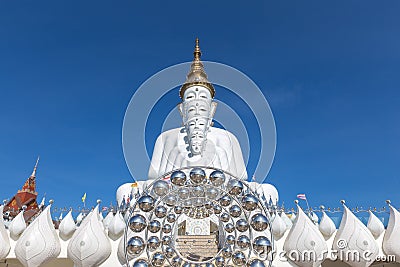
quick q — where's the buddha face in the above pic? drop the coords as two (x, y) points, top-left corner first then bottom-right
(179, 86), (217, 155)
(183, 86), (212, 103)
(189, 130), (205, 155)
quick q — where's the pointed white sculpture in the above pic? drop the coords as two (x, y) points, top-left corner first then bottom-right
(108, 211), (125, 240)
(310, 212), (319, 224)
(102, 211), (114, 229)
(283, 203), (327, 267)
(59, 210), (77, 241)
(0, 205), (11, 259)
(9, 210), (26, 240)
(367, 210), (384, 239)
(383, 202), (400, 263)
(319, 210), (336, 240)
(281, 212), (293, 230)
(271, 212), (287, 240)
(15, 205), (61, 267)
(67, 205), (111, 267)
(76, 212), (84, 225)
(332, 202), (379, 267)
(99, 211), (104, 221)
(290, 212), (297, 222)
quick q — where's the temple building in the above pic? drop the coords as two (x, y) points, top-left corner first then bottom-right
(3, 158), (40, 222)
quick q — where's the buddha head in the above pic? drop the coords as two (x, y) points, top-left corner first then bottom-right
(178, 39), (217, 155)
(179, 86), (217, 155)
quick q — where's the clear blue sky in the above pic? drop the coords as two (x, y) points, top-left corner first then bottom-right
(0, 1), (399, 216)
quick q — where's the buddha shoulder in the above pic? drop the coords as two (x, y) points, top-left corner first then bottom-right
(207, 127), (241, 146)
(154, 128), (185, 145)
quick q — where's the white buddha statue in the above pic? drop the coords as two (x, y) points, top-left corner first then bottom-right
(148, 39), (247, 181)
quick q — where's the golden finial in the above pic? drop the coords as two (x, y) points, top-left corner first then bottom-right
(194, 37), (201, 61)
(179, 38), (215, 99)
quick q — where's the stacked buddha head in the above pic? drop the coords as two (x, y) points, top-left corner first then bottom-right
(179, 38), (217, 156)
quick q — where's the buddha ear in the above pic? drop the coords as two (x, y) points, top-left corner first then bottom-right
(210, 102), (217, 119)
(178, 103), (184, 118)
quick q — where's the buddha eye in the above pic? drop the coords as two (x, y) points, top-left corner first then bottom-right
(185, 92), (195, 100)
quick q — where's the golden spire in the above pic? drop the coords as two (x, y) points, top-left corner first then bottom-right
(179, 38), (215, 99)
(194, 37), (201, 61)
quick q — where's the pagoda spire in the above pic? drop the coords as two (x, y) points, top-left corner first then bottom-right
(21, 157), (39, 193)
(31, 156), (40, 177)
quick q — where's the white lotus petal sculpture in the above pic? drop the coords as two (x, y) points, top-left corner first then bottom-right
(283, 203), (327, 267)
(67, 205), (111, 267)
(0, 205), (10, 259)
(108, 211), (125, 240)
(319, 210), (336, 239)
(332, 202), (379, 267)
(271, 212), (287, 240)
(15, 205), (61, 267)
(290, 212), (297, 222)
(367, 210), (384, 239)
(102, 211), (114, 230)
(9, 210), (26, 240)
(59, 210), (77, 241)
(383, 202), (400, 263)
(281, 211), (293, 230)
(76, 212), (84, 225)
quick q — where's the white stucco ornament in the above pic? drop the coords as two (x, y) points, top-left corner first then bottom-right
(9, 210), (26, 240)
(98, 211), (104, 221)
(332, 201), (379, 267)
(76, 212), (84, 225)
(289, 212), (297, 222)
(59, 210), (77, 241)
(382, 202), (400, 263)
(0, 205), (11, 259)
(280, 211), (293, 230)
(271, 212), (287, 240)
(15, 204), (61, 267)
(283, 203), (327, 267)
(102, 211), (114, 229)
(318, 209), (336, 239)
(310, 212), (319, 224)
(367, 210), (384, 239)
(108, 211), (125, 240)
(67, 205), (111, 267)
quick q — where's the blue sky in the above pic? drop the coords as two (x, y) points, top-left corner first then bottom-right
(0, 1), (399, 217)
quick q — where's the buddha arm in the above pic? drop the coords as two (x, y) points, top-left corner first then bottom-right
(148, 134), (164, 180)
(230, 133), (248, 180)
